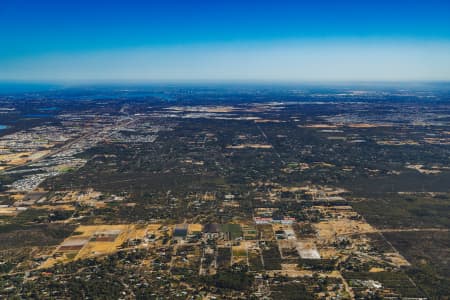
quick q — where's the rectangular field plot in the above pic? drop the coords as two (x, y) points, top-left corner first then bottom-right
(232, 244), (248, 264)
(57, 238), (89, 252)
(41, 224), (137, 269)
(257, 224), (274, 240)
(343, 271), (425, 298)
(248, 248), (263, 271)
(261, 241), (282, 270)
(217, 247), (232, 268)
(297, 241), (321, 259)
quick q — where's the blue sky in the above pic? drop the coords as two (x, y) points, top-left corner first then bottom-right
(1, 0), (450, 82)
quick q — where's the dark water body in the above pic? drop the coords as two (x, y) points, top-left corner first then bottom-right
(39, 107), (59, 111)
(23, 113), (53, 118)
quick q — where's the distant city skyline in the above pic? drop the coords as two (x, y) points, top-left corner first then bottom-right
(1, 0), (450, 82)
